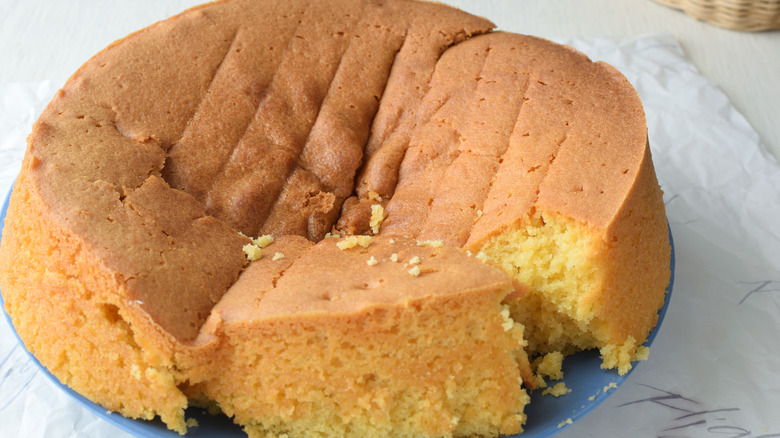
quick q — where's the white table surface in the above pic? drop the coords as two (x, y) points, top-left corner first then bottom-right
(1, 0), (778, 163)
(2, 2), (780, 438)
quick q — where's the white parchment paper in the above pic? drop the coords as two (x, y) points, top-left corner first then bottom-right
(1, 34), (779, 438)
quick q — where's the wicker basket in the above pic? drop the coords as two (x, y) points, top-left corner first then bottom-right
(653, 0), (780, 31)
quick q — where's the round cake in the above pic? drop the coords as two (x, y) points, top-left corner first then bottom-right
(0, 0), (670, 436)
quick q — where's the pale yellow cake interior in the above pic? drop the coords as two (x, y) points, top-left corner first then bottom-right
(478, 209), (664, 376)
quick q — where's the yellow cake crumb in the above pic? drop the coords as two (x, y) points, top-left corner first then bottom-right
(634, 345), (650, 361)
(368, 191), (382, 202)
(475, 251), (488, 262)
(242, 243), (262, 261)
(272, 252), (284, 261)
(390, 253), (398, 262)
(603, 382), (618, 392)
(532, 351), (564, 389)
(253, 235), (274, 248)
(587, 395), (596, 401)
(500, 307), (514, 332)
(408, 265), (421, 277)
(557, 418), (573, 428)
(337, 237), (358, 250)
(408, 256), (420, 265)
(336, 235), (372, 250)
(536, 352), (564, 380)
(600, 336), (637, 375)
(367, 256), (378, 266)
(416, 240), (443, 248)
(534, 375), (547, 390)
(370, 204), (386, 234)
(542, 382), (571, 397)
(186, 418), (199, 428)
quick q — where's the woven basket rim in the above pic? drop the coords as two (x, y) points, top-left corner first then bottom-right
(652, 0), (780, 31)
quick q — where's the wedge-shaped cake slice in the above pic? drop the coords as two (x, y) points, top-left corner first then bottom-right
(186, 235), (534, 438)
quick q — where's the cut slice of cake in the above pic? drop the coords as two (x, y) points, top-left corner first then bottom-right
(185, 235), (535, 438)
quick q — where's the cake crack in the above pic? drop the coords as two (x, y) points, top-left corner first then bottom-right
(185, 0), (311, 211)
(258, 17), (359, 229)
(474, 65), (533, 210)
(200, 0), (363, 235)
(172, 28), (241, 150)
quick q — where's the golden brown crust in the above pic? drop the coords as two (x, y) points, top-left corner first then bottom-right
(350, 33), (655, 250)
(160, 0), (494, 239)
(19, 0), (494, 342)
(211, 236), (516, 321)
(588, 145), (670, 345)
